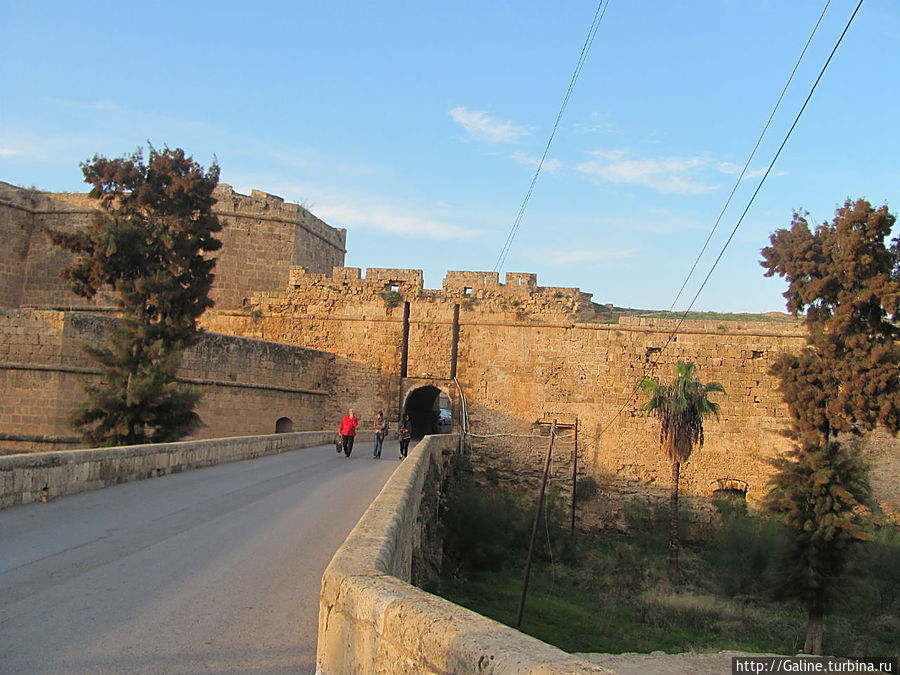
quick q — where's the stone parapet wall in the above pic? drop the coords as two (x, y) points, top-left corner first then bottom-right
(316, 433), (614, 674)
(0, 182), (103, 310)
(617, 315), (808, 337)
(0, 431), (333, 509)
(0, 309), (336, 452)
(275, 267), (595, 323)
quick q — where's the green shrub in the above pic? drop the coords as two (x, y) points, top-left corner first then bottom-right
(574, 476), (599, 501)
(439, 457), (577, 576)
(440, 470), (530, 576)
(843, 525), (900, 617)
(623, 499), (693, 548)
(702, 500), (787, 598)
(379, 290), (402, 307)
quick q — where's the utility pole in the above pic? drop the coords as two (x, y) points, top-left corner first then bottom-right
(516, 419), (556, 629)
(571, 417), (578, 535)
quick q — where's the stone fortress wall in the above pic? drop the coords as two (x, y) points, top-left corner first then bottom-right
(0, 308), (335, 452)
(0, 180), (346, 311)
(200, 266), (815, 506)
(0, 182), (348, 452)
(2, 182), (895, 514)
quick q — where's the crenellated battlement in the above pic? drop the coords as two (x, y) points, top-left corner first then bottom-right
(281, 266), (595, 322)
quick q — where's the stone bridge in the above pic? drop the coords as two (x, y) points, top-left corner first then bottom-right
(0, 432), (618, 674)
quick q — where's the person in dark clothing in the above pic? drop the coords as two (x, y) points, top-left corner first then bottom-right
(399, 414), (411, 459)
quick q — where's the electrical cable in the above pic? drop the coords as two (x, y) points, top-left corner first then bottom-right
(594, 0), (865, 441)
(464, 431), (575, 440)
(667, 0), (833, 312)
(653, 0), (863, 362)
(493, 0), (611, 273)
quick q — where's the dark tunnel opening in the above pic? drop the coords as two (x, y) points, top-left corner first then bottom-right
(403, 386), (451, 439)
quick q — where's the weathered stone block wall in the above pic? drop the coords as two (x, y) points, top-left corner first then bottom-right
(201, 301), (405, 434)
(0, 185), (34, 308)
(0, 309), (334, 452)
(208, 185), (346, 309)
(201, 267), (816, 505)
(316, 433), (613, 674)
(408, 298), (455, 381)
(0, 181), (347, 313)
(0, 183), (104, 310)
(456, 316), (809, 503)
(0, 431), (333, 509)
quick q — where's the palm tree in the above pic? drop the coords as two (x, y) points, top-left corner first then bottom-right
(637, 360), (725, 579)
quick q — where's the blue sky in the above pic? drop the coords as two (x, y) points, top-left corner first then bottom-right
(2, 1), (897, 313)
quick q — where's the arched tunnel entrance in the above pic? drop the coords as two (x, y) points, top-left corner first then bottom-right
(403, 386), (451, 438)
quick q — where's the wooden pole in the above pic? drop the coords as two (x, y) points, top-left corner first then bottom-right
(571, 417), (578, 535)
(516, 419), (556, 629)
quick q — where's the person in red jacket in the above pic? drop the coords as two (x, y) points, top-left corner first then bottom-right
(338, 409), (359, 457)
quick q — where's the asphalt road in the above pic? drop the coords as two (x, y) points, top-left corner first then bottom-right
(0, 440), (401, 674)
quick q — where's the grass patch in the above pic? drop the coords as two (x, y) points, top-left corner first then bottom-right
(635, 311), (795, 323)
(431, 474), (900, 657)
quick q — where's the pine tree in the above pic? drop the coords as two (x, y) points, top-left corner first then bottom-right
(760, 198), (897, 654)
(47, 146), (222, 446)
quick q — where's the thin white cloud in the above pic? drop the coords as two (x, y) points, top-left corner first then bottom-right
(512, 152), (561, 173)
(573, 111), (621, 136)
(577, 149), (720, 195)
(575, 209), (708, 235)
(544, 248), (634, 264)
(716, 162), (788, 180)
(0, 128), (113, 164)
(449, 106), (530, 143)
(228, 175), (481, 242)
(316, 202), (479, 241)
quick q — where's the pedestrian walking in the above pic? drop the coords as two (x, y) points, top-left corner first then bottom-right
(373, 410), (387, 458)
(399, 414), (411, 459)
(338, 409), (358, 457)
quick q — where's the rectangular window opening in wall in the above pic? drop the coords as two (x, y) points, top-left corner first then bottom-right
(464, 287), (472, 296)
(390, 284), (399, 293)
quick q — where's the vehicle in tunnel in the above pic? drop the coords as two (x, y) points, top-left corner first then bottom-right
(403, 385), (452, 438)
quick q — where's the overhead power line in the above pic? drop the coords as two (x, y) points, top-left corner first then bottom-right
(668, 0), (833, 312)
(594, 0), (865, 443)
(661, 0), (864, 347)
(493, 0), (611, 273)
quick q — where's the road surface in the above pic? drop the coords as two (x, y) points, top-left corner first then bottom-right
(0, 440), (401, 674)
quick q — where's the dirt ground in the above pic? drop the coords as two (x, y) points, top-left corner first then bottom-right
(580, 650), (781, 675)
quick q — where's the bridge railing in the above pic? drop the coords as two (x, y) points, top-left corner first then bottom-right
(0, 431), (334, 509)
(316, 433), (613, 674)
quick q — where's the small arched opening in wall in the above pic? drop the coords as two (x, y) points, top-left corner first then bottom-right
(711, 478), (748, 502)
(275, 417), (294, 433)
(403, 385), (452, 439)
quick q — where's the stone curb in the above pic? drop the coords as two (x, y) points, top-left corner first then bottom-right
(0, 431), (333, 509)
